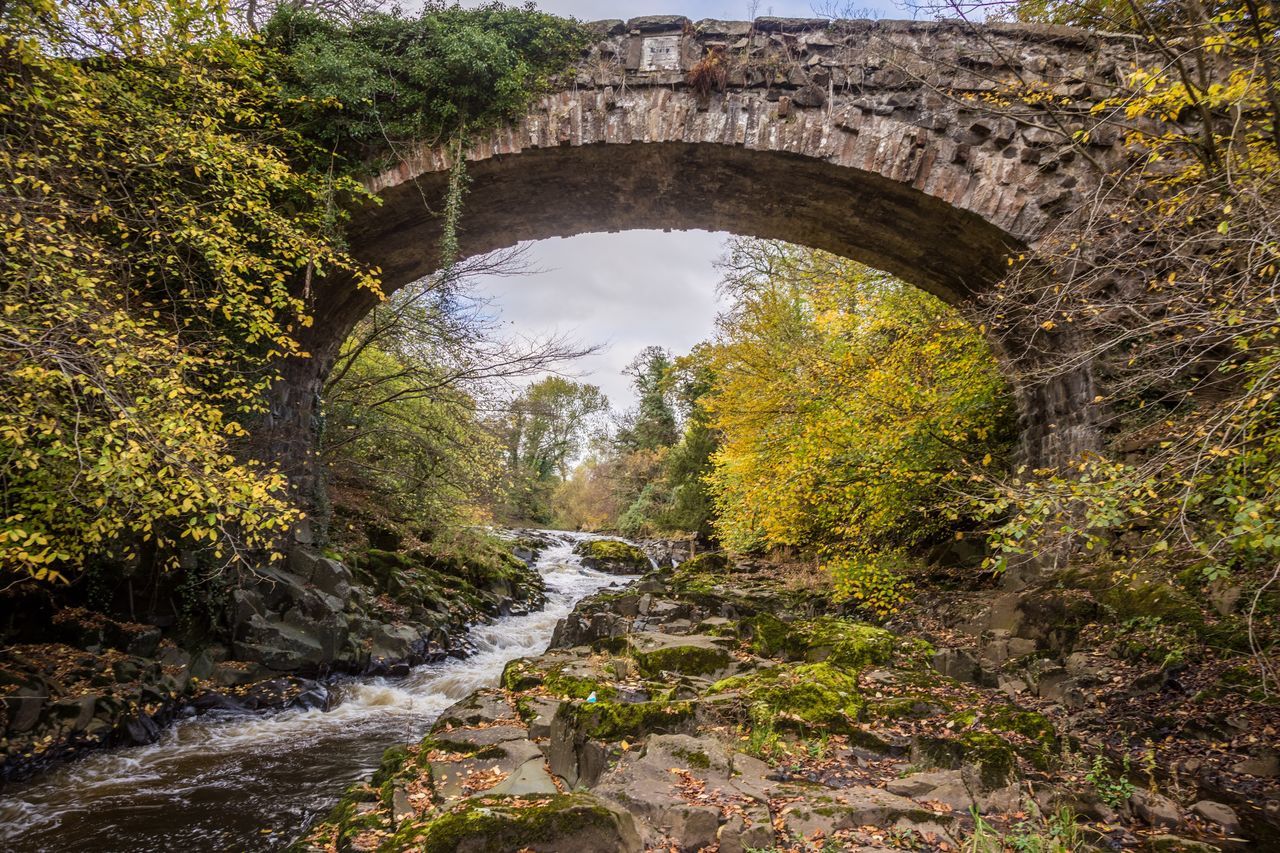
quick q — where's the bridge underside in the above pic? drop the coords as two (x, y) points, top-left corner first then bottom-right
(329, 141), (1019, 337)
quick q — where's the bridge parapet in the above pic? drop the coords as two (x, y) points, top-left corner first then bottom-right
(574, 16), (1137, 100)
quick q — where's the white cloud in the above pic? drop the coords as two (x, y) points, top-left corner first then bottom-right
(468, 229), (729, 409)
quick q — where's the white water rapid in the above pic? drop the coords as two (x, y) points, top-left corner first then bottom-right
(0, 531), (631, 852)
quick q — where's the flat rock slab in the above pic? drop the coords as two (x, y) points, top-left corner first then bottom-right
(486, 758), (560, 796)
(780, 786), (953, 839)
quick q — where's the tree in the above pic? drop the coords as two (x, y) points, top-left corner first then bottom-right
(497, 378), (609, 523)
(699, 239), (1014, 613)
(913, 0), (1280, 599)
(0, 0), (375, 581)
(615, 347), (680, 454)
(323, 248), (596, 540)
(0, 0), (588, 584)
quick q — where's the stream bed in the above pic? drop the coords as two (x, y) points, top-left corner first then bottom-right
(0, 532), (626, 852)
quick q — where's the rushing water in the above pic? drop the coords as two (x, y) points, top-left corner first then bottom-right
(0, 531), (631, 852)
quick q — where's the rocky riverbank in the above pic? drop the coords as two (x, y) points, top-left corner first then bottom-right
(0, 531), (555, 783)
(300, 552), (1276, 852)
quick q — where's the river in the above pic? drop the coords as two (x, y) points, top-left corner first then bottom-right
(0, 531), (629, 852)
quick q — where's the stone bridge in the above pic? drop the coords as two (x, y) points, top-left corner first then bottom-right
(276, 16), (1150, 513)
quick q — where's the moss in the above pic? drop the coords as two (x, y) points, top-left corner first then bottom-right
(864, 695), (943, 721)
(672, 747), (711, 769)
(708, 662), (865, 735)
(352, 541), (546, 623)
(371, 744), (412, 788)
(1102, 581), (1203, 626)
(790, 617), (897, 669)
(574, 539), (650, 572)
(571, 699), (696, 741)
(745, 612), (791, 657)
(501, 658), (544, 692)
(384, 793), (628, 852)
(669, 552), (733, 594)
(699, 620), (740, 639)
(632, 643), (730, 678)
(543, 668), (618, 702)
(745, 615), (897, 670)
(981, 705), (1059, 767)
(500, 658), (618, 701)
(912, 732), (1018, 790)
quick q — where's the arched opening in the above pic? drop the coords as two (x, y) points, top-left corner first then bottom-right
(274, 137), (1094, 515)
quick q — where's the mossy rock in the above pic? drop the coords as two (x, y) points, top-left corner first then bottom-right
(668, 552), (732, 594)
(574, 539), (650, 574)
(671, 746), (712, 769)
(864, 695), (946, 721)
(745, 614), (899, 672)
(500, 658), (618, 701)
(570, 699), (696, 741)
(708, 662), (865, 736)
(980, 705), (1059, 767)
(385, 792), (641, 852)
(301, 780), (384, 850)
(1101, 581), (1205, 629)
(500, 658), (544, 692)
(744, 612), (791, 657)
(910, 731), (1018, 790)
(632, 642), (731, 678)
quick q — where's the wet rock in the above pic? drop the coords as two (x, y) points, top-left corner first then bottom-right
(233, 616), (327, 671)
(6, 687), (45, 732)
(437, 689), (514, 728)
(123, 713), (161, 744)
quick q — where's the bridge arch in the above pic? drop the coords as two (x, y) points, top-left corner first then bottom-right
(274, 17), (1140, 512)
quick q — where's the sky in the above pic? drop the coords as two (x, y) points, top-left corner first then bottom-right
(463, 0), (916, 411)
(469, 230), (729, 409)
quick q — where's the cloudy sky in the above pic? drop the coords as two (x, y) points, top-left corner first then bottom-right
(469, 230), (728, 409)
(466, 0), (913, 410)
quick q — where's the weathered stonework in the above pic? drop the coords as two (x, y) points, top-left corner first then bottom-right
(272, 17), (1151, 520)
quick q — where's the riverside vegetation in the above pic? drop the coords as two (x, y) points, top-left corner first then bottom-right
(1, 0), (1279, 851)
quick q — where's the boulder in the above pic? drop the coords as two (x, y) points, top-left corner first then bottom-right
(1131, 788), (1183, 830)
(233, 615), (326, 671)
(574, 539), (651, 574)
(1190, 800), (1240, 835)
(391, 792), (642, 853)
(437, 689), (515, 729)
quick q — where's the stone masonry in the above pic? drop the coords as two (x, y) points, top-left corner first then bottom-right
(271, 17), (1152, 515)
